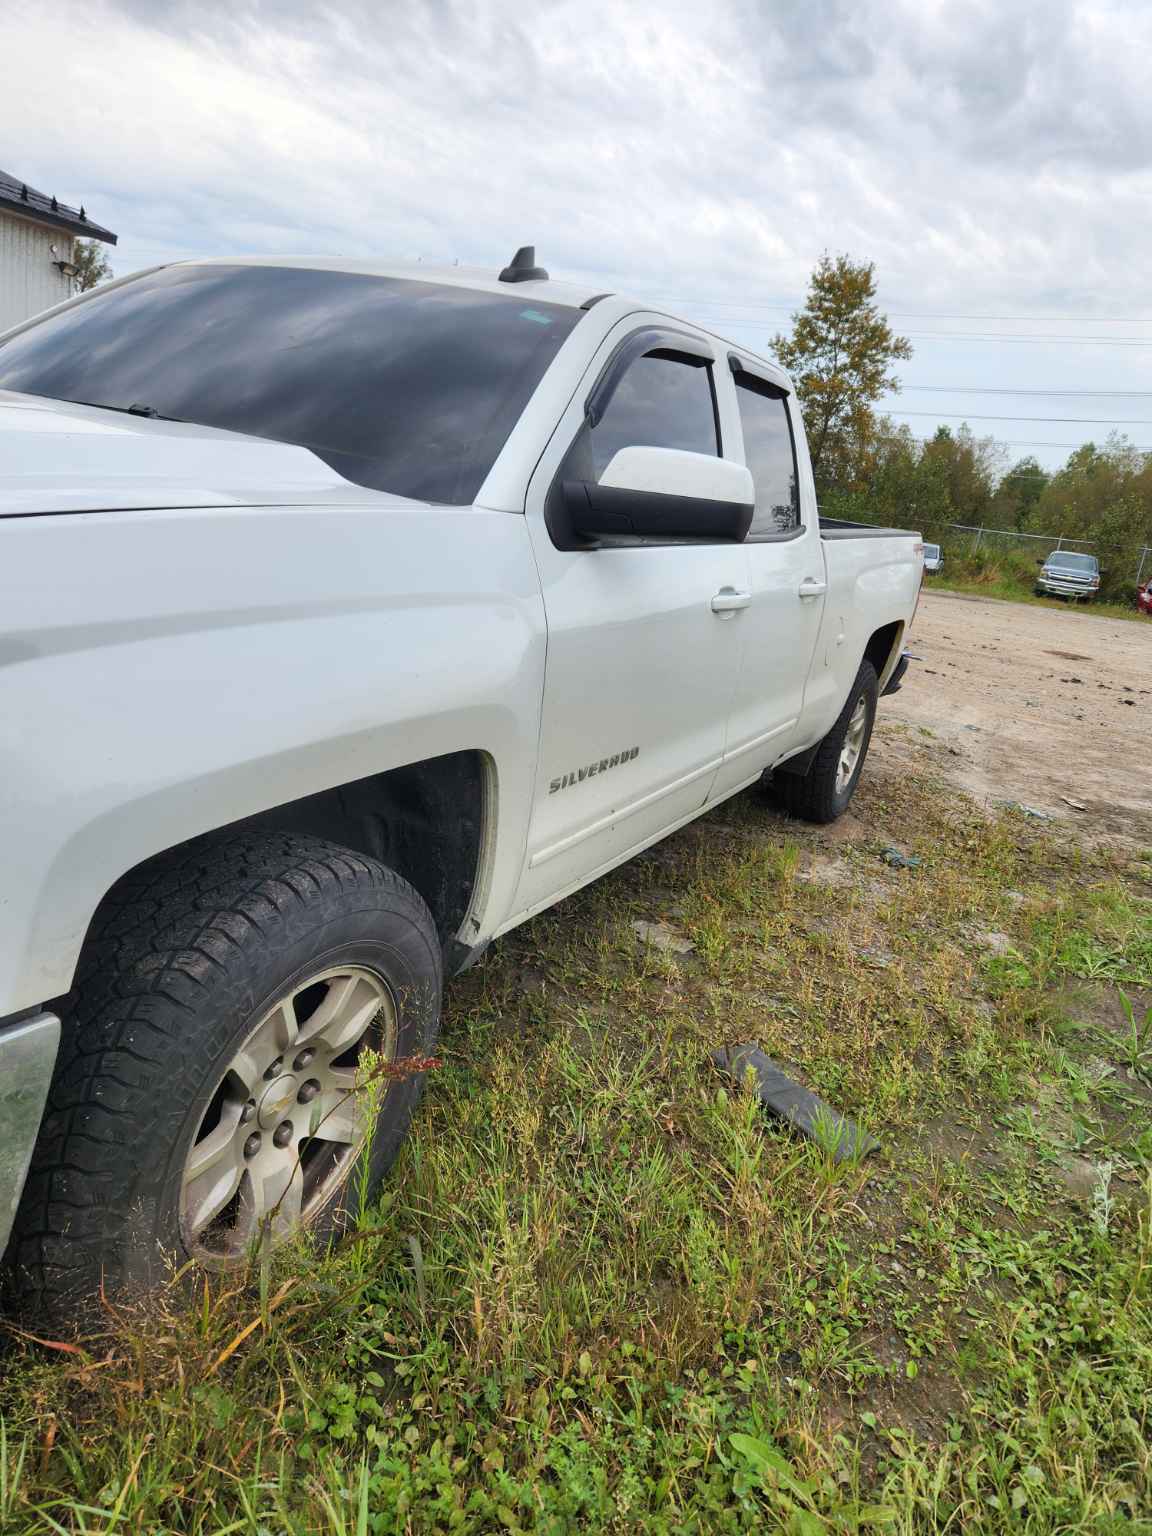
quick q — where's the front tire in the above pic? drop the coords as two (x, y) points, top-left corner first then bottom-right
(769, 660), (879, 824)
(6, 833), (441, 1322)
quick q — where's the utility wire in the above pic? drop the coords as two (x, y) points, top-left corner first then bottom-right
(689, 323), (1152, 346)
(890, 411), (1152, 424)
(685, 317), (1152, 346)
(902, 435), (1152, 450)
(650, 296), (1152, 324)
(895, 332), (1152, 346)
(889, 385), (1152, 397)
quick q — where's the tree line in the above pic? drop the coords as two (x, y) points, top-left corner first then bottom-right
(773, 255), (1152, 593)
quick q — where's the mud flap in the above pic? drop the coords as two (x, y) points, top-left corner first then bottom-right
(881, 650), (912, 696)
(711, 1043), (880, 1164)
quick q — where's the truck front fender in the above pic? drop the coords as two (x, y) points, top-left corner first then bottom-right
(0, 502), (545, 1015)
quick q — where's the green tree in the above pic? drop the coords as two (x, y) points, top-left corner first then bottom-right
(866, 421), (951, 535)
(992, 456), (1049, 529)
(920, 424), (1001, 525)
(1027, 436), (1152, 598)
(772, 254), (911, 493)
(72, 239), (113, 292)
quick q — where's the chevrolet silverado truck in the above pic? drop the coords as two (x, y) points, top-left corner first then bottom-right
(1035, 548), (1100, 600)
(0, 249), (922, 1317)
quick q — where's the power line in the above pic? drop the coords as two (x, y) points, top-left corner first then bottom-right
(890, 385), (1152, 398)
(686, 318), (1152, 346)
(897, 332), (1152, 346)
(891, 411), (1152, 424)
(651, 296), (1152, 324)
(903, 435), (1152, 450)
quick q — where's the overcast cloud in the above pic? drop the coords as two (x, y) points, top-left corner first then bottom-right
(4, 0), (1151, 463)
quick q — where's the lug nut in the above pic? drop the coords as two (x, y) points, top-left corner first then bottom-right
(293, 1047), (316, 1070)
(273, 1121), (294, 1149)
(263, 1057), (284, 1080)
(240, 1101), (256, 1123)
(243, 1132), (262, 1158)
(297, 1079), (321, 1104)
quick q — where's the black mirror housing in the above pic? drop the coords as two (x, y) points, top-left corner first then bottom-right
(563, 480), (753, 542)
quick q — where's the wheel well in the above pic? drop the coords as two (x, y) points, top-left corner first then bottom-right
(240, 751), (488, 951)
(863, 621), (904, 683)
(82, 751), (489, 971)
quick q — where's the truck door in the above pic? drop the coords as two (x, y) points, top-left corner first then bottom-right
(508, 322), (751, 919)
(709, 363), (827, 798)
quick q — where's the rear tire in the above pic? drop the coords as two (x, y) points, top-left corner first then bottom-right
(5, 832), (441, 1323)
(769, 660), (879, 824)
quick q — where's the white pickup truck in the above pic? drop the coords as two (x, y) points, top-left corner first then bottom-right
(0, 250), (921, 1316)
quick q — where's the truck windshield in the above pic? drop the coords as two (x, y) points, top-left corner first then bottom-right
(0, 264), (582, 504)
(1047, 551), (1098, 572)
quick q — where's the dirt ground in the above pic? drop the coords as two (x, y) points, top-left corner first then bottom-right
(877, 590), (1152, 850)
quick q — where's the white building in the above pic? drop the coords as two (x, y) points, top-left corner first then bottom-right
(0, 169), (117, 332)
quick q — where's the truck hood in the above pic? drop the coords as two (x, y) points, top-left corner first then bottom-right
(0, 390), (420, 516)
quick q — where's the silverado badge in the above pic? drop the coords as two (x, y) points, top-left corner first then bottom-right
(549, 746), (639, 794)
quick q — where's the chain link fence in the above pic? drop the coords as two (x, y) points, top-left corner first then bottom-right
(927, 523), (1151, 588)
(822, 504), (1152, 595)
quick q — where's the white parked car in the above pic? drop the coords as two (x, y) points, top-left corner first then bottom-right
(923, 542), (943, 574)
(0, 249), (923, 1316)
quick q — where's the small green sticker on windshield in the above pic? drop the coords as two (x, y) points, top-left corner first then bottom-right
(519, 309), (553, 325)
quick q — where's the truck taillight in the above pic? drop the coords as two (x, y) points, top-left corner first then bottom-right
(908, 542), (925, 622)
(912, 562), (925, 625)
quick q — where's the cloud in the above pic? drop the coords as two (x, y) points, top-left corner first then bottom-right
(5, 0), (1149, 294)
(3, 0), (1151, 465)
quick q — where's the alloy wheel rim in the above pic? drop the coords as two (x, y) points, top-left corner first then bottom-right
(835, 696), (869, 794)
(179, 964), (396, 1261)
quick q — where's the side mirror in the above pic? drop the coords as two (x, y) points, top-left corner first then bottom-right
(564, 446), (755, 542)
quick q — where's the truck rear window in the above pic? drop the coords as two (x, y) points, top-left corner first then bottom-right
(0, 265), (582, 504)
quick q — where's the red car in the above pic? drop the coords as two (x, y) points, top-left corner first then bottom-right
(1139, 578), (1152, 615)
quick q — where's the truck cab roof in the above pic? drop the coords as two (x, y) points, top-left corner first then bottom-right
(0, 252), (795, 396)
(175, 254), (612, 311)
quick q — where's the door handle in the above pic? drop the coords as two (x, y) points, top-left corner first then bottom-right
(797, 578), (828, 599)
(711, 587), (752, 614)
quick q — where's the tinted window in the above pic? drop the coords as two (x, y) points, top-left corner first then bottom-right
(0, 264), (581, 504)
(590, 352), (718, 478)
(1048, 551), (1097, 571)
(735, 375), (799, 535)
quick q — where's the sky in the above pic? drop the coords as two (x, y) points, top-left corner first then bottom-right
(4, 0), (1152, 474)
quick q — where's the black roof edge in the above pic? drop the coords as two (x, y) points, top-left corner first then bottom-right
(580, 293), (613, 310)
(0, 192), (117, 245)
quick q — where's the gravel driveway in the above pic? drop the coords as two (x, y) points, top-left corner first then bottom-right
(879, 590), (1152, 848)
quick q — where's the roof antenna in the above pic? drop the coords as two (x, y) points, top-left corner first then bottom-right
(498, 245), (548, 283)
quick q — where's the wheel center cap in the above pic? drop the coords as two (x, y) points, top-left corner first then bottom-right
(257, 1073), (299, 1129)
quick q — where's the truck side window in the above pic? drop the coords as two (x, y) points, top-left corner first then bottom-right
(590, 352), (719, 479)
(734, 374), (800, 536)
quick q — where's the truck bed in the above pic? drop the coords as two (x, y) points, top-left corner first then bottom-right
(819, 517), (919, 540)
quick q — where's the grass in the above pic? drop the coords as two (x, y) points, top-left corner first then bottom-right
(2, 736), (1152, 1533)
(920, 541), (1150, 621)
(925, 571), (1148, 622)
